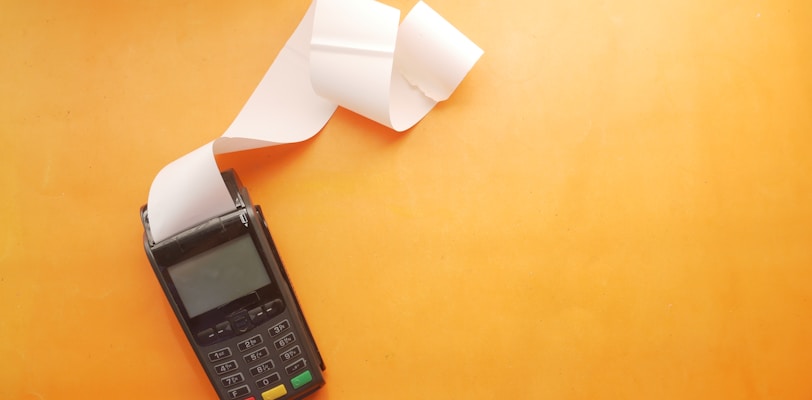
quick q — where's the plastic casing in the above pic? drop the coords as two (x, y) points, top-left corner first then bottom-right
(140, 170), (325, 400)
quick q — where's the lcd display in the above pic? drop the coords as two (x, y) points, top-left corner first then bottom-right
(168, 235), (271, 318)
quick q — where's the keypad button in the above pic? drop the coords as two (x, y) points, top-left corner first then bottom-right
(208, 347), (233, 362)
(279, 345), (301, 363)
(291, 370), (313, 390)
(197, 328), (216, 345)
(214, 360), (239, 375)
(263, 299), (284, 319)
(250, 360), (275, 377)
(261, 384), (287, 400)
(284, 358), (307, 376)
(238, 334), (264, 352)
(243, 347), (270, 364)
(227, 385), (250, 399)
(215, 321), (234, 339)
(268, 320), (290, 337)
(273, 332), (296, 350)
(233, 313), (251, 333)
(255, 372), (281, 390)
(249, 306), (268, 324)
(221, 372), (245, 388)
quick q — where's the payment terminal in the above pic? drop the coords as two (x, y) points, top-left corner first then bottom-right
(140, 170), (325, 400)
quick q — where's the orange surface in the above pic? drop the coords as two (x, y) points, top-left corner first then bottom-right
(2, 0), (811, 398)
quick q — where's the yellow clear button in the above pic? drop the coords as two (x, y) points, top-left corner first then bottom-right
(262, 384), (287, 400)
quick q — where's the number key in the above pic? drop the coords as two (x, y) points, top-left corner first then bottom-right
(214, 360), (239, 375)
(256, 373), (281, 390)
(237, 334), (263, 352)
(207, 347), (232, 362)
(269, 319), (291, 337)
(243, 346), (270, 364)
(250, 360), (275, 376)
(220, 372), (245, 388)
(273, 332), (296, 350)
(279, 345), (301, 363)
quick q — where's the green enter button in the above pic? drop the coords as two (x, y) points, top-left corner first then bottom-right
(291, 370), (313, 389)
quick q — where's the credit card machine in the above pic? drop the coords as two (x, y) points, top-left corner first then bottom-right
(140, 170), (325, 400)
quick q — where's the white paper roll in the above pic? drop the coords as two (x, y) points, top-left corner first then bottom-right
(147, 0), (483, 243)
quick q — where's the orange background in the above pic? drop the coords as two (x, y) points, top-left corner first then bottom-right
(2, 0), (811, 398)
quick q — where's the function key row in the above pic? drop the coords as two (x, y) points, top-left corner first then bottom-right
(248, 300), (284, 325)
(196, 300), (286, 346)
(197, 321), (234, 345)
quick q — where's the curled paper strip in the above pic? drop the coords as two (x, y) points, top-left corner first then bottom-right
(147, 0), (483, 243)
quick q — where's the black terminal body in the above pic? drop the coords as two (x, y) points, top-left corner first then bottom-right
(140, 170), (324, 400)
